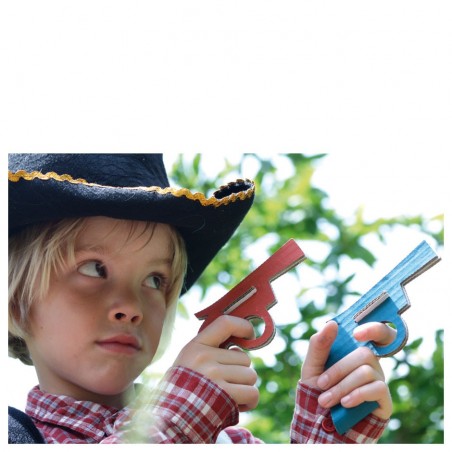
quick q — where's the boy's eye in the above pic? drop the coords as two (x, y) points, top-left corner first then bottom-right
(78, 261), (107, 279)
(144, 274), (164, 290)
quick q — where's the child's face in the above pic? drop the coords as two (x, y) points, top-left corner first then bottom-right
(27, 217), (175, 407)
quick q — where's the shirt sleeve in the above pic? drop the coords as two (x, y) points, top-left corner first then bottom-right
(102, 366), (242, 444)
(103, 367), (388, 444)
(290, 380), (389, 444)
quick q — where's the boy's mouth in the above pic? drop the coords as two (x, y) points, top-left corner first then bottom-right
(96, 334), (141, 355)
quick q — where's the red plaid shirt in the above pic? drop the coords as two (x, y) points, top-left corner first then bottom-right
(25, 366), (388, 444)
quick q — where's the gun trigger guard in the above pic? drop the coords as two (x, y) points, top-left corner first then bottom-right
(357, 297), (409, 357)
(367, 315), (409, 357)
(222, 309), (276, 350)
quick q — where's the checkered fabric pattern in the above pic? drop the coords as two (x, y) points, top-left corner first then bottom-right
(25, 366), (388, 444)
(290, 381), (388, 444)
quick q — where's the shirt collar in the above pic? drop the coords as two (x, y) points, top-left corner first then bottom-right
(26, 385), (130, 442)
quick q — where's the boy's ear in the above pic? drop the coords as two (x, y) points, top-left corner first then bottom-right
(8, 303), (27, 337)
(8, 333), (33, 366)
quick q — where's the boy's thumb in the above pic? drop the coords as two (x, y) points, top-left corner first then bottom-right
(302, 321), (338, 381)
(195, 315), (255, 348)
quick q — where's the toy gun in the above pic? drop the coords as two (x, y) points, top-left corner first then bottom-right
(325, 240), (440, 434)
(195, 239), (305, 350)
(195, 239), (440, 434)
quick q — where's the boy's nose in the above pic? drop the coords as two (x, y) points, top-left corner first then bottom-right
(109, 294), (143, 324)
(113, 311), (142, 323)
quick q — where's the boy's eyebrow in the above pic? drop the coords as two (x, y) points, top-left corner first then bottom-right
(75, 245), (173, 266)
(74, 244), (107, 255)
(146, 257), (173, 267)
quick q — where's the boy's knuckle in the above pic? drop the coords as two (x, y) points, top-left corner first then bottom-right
(247, 368), (258, 385)
(248, 386), (260, 408)
(332, 381), (346, 399)
(243, 352), (252, 367)
(359, 364), (375, 381)
(232, 348), (251, 364)
(188, 345), (212, 368)
(204, 363), (222, 381)
(356, 346), (375, 363)
(312, 331), (328, 349)
(374, 379), (388, 395)
(218, 315), (233, 328)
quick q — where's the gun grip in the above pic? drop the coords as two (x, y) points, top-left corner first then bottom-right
(327, 297), (409, 433)
(331, 401), (379, 435)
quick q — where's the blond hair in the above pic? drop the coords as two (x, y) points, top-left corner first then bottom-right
(8, 218), (187, 365)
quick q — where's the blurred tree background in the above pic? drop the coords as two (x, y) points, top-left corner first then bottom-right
(165, 154), (444, 444)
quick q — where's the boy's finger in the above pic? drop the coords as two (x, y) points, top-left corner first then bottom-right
(353, 322), (397, 346)
(302, 321), (338, 381)
(195, 315), (255, 348)
(317, 346), (385, 392)
(318, 359), (384, 407)
(340, 380), (392, 420)
(222, 383), (260, 412)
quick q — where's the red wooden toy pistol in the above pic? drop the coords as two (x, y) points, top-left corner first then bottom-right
(195, 239), (305, 350)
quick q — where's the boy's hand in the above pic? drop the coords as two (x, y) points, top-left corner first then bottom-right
(301, 321), (395, 420)
(173, 315), (259, 412)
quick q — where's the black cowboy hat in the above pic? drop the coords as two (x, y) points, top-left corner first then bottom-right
(8, 153), (255, 293)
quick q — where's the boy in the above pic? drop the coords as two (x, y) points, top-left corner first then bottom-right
(8, 153), (393, 443)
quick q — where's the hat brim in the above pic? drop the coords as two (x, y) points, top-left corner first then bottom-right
(9, 169), (255, 293)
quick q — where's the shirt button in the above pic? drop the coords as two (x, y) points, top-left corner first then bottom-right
(322, 416), (336, 433)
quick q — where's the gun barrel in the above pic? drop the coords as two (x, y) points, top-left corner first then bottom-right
(336, 240), (439, 327)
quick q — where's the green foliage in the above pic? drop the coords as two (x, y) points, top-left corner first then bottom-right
(168, 154), (444, 444)
(380, 330), (444, 443)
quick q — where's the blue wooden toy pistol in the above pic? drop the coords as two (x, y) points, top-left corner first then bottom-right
(326, 240), (440, 434)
